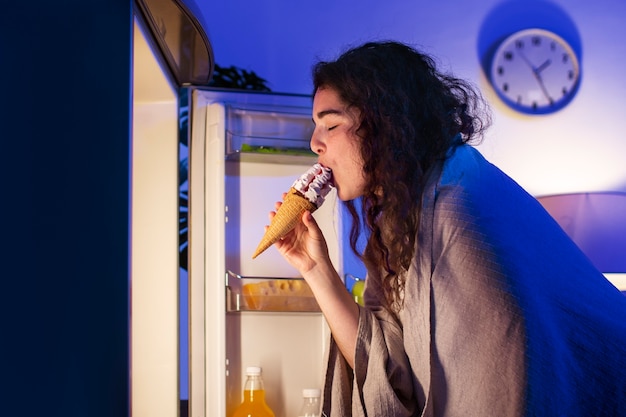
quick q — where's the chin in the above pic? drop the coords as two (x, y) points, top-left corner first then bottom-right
(335, 189), (347, 202)
(337, 189), (357, 202)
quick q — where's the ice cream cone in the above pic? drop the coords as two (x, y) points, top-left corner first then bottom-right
(252, 187), (316, 258)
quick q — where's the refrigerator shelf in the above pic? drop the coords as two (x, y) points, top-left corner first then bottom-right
(226, 270), (321, 312)
(226, 133), (317, 165)
(224, 104), (316, 165)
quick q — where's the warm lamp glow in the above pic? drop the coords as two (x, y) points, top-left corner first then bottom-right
(537, 192), (626, 273)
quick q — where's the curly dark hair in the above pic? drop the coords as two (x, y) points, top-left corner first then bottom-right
(312, 41), (491, 311)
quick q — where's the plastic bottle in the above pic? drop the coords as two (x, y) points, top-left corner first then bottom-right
(298, 388), (321, 417)
(232, 366), (275, 417)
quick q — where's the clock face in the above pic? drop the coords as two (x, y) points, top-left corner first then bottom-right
(490, 28), (581, 114)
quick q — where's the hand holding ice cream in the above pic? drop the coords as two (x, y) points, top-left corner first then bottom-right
(252, 163), (333, 258)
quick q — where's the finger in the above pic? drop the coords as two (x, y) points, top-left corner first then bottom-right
(301, 211), (322, 238)
(265, 209), (277, 231)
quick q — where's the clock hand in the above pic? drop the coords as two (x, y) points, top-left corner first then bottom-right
(535, 59), (552, 74)
(535, 74), (553, 104)
(518, 49), (553, 103)
(517, 50), (537, 71)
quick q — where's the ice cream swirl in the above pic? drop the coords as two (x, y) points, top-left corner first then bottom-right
(292, 163), (334, 207)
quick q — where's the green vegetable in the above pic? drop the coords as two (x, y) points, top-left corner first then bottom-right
(240, 143), (314, 156)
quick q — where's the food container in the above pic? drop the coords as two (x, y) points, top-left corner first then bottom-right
(227, 271), (320, 312)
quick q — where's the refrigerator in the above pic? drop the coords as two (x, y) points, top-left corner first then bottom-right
(131, 1), (353, 416)
(187, 88), (341, 417)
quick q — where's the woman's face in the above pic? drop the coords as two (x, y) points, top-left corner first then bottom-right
(311, 87), (365, 201)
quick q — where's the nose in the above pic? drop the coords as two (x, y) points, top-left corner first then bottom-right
(310, 130), (324, 155)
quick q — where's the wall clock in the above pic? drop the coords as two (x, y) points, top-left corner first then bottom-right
(489, 28), (581, 114)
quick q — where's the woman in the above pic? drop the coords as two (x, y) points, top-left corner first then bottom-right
(269, 41), (626, 416)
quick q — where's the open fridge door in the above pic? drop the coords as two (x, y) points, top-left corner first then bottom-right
(131, 0), (213, 415)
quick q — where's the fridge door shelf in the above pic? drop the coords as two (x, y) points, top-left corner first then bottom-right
(226, 270), (321, 312)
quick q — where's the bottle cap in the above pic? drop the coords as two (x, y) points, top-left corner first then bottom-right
(246, 366), (262, 375)
(302, 388), (321, 398)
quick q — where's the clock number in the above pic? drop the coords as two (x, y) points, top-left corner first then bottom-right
(515, 40), (524, 49)
(504, 51), (513, 61)
(532, 36), (541, 46)
(562, 53), (569, 64)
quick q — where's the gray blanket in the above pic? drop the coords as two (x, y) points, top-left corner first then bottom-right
(322, 145), (626, 416)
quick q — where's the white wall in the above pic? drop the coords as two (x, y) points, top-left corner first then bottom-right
(191, 0), (626, 197)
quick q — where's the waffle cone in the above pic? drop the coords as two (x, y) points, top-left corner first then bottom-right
(252, 187), (316, 258)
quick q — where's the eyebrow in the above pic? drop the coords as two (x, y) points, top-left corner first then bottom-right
(314, 109), (344, 120)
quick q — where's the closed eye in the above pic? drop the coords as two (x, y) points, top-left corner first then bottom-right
(328, 125), (338, 131)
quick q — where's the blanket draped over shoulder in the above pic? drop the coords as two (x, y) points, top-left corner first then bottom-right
(322, 145), (626, 417)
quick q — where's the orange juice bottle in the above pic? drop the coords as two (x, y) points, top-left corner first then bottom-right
(232, 366), (275, 417)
